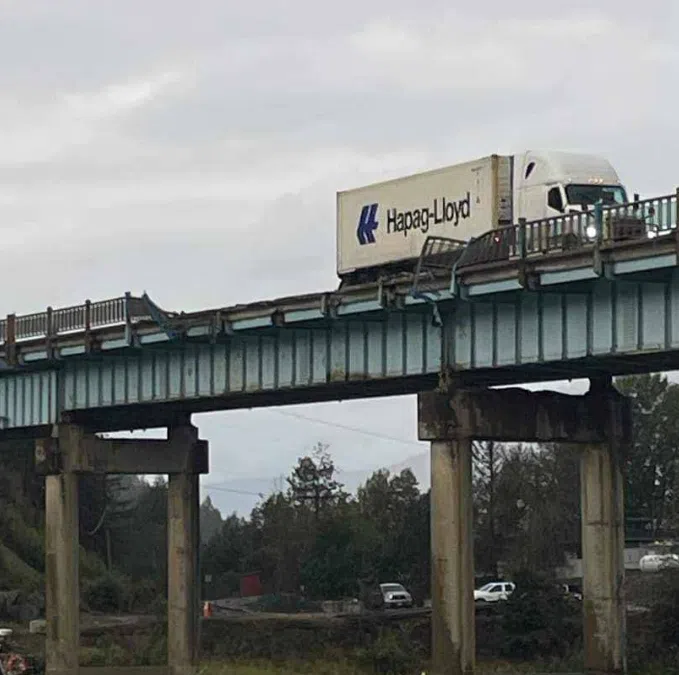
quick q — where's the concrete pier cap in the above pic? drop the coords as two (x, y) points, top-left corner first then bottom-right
(418, 382), (632, 444)
(35, 421), (209, 475)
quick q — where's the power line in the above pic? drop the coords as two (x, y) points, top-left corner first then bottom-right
(200, 410), (426, 498)
(266, 408), (425, 447)
(201, 484), (265, 497)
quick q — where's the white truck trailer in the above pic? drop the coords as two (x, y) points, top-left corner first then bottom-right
(336, 150), (630, 284)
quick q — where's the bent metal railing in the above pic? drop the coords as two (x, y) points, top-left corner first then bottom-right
(457, 191), (678, 268)
(1, 192), (677, 353)
(0, 293), (163, 345)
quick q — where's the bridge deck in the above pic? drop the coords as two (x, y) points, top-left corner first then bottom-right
(0, 198), (677, 434)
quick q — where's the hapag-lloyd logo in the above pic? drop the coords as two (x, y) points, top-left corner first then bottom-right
(387, 193), (471, 237)
(356, 193), (472, 245)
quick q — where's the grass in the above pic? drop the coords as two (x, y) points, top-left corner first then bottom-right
(196, 660), (584, 675)
(197, 663), (679, 675)
(199, 662), (367, 675)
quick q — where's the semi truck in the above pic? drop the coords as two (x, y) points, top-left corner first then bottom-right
(336, 150), (632, 286)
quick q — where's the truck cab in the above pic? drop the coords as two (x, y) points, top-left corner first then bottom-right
(513, 150), (628, 222)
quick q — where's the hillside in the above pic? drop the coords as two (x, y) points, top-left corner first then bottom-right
(0, 440), (166, 622)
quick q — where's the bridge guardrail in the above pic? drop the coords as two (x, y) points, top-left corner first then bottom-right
(0, 294), (154, 344)
(1, 193), (677, 347)
(458, 192), (678, 269)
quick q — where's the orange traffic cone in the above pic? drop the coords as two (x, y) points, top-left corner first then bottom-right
(202, 601), (213, 618)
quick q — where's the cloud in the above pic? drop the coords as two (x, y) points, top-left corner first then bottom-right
(0, 1), (678, 484)
(61, 70), (185, 120)
(0, 69), (188, 166)
(345, 10), (673, 99)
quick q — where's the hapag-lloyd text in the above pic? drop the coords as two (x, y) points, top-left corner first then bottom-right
(386, 192), (471, 237)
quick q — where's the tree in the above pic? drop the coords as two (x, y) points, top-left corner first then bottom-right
(109, 477), (168, 583)
(393, 489), (430, 604)
(473, 441), (506, 577)
(200, 496), (223, 545)
(475, 444), (580, 574)
(79, 474), (138, 571)
(616, 373), (679, 536)
(253, 491), (300, 593)
(356, 468), (422, 584)
(287, 443), (347, 523)
(299, 501), (364, 599)
(202, 512), (255, 598)
(0, 440), (43, 524)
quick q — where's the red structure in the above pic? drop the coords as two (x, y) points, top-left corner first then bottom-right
(240, 571), (262, 597)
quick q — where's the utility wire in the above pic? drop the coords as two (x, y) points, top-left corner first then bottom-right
(266, 408), (425, 447)
(200, 409), (426, 497)
(201, 484), (265, 497)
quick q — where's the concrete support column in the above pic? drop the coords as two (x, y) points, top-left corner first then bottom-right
(167, 424), (201, 675)
(45, 471), (79, 675)
(418, 383), (631, 675)
(419, 391), (476, 675)
(430, 438), (475, 675)
(581, 442), (626, 674)
(37, 420), (209, 675)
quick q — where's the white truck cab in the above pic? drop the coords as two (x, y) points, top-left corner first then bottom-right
(512, 150), (628, 223)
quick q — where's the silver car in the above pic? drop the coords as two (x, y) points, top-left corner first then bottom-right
(379, 583), (413, 609)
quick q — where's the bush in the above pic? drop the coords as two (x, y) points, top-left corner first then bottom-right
(80, 546), (109, 580)
(148, 594), (167, 618)
(501, 569), (580, 660)
(628, 570), (679, 672)
(355, 627), (424, 674)
(80, 643), (131, 667)
(83, 574), (127, 613)
(126, 578), (160, 613)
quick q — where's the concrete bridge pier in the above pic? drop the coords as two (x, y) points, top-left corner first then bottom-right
(428, 437), (475, 675)
(44, 466), (79, 675)
(418, 383), (631, 675)
(167, 424), (202, 675)
(580, 386), (628, 674)
(36, 419), (209, 675)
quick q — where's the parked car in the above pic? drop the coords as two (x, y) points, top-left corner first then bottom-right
(379, 583), (413, 609)
(639, 553), (679, 572)
(473, 581), (515, 603)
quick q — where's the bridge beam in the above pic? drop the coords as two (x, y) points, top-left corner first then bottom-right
(36, 420), (208, 675)
(419, 384), (631, 675)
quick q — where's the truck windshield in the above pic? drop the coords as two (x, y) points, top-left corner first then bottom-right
(565, 184), (627, 207)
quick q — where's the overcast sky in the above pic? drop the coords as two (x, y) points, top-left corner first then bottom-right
(1, 1), (678, 515)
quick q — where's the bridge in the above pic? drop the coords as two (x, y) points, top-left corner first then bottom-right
(5, 190), (678, 675)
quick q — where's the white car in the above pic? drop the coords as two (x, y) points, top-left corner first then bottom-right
(379, 583), (413, 609)
(474, 581), (515, 603)
(639, 553), (679, 572)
